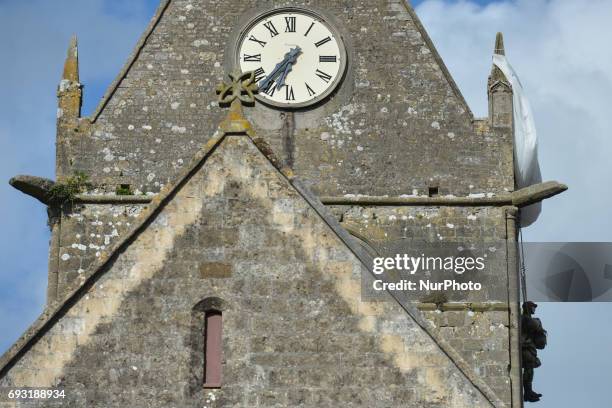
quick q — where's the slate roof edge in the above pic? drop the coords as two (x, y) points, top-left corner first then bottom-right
(89, 0), (173, 123)
(401, 2), (475, 120)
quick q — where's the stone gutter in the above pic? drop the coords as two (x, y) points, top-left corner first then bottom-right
(321, 181), (567, 208)
(65, 181), (566, 207)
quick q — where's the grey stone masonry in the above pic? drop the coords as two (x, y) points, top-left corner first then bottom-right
(2, 1), (565, 407)
(1, 134), (495, 408)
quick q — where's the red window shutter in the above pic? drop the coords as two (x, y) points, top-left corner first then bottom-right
(204, 311), (222, 388)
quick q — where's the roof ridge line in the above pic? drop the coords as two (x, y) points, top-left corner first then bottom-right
(401, 2), (475, 120)
(89, 0), (173, 123)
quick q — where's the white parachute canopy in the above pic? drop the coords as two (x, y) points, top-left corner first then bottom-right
(493, 54), (542, 227)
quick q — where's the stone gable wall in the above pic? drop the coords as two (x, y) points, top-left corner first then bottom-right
(30, 0), (519, 405)
(1, 136), (493, 407)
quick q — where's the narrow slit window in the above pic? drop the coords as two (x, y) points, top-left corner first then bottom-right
(204, 311), (222, 388)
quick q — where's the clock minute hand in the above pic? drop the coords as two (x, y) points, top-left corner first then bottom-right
(276, 47), (301, 90)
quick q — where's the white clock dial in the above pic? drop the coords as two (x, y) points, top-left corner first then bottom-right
(237, 8), (347, 108)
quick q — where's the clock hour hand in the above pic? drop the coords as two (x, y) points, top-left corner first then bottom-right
(276, 62), (293, 91)
(259, 47), (301, 92)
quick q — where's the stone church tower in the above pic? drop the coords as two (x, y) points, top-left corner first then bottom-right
(2, 1), (565, 407)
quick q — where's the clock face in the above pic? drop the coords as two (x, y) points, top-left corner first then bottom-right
(237, 8), (347, 108)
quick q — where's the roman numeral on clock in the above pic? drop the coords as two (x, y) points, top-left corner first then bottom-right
(253, 68), (266, 83)
(304, 22), (315, 37)
(319, 56), (337, 63)
(264, 21), (279, 37)
(285, 17), (296, 33)
(285, 85), (295, 101)
(315, 69), (332, 83)
(315, 37), (332, 48)
(306, 82), (316, 97)
(262, 80), (277, 97)
(249, 35), (267, 48)
(243, 54), (261, 62)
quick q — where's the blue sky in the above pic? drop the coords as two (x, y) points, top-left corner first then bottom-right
(1, 1), (611, 407)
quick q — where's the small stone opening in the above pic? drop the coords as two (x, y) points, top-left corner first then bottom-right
(203, 310), (223, 389)
(428, 186), (440, 197)
(190, 297), (228, 395)
(116, 184), (132, 195)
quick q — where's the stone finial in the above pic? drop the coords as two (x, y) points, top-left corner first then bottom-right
(58, 35), (82, 122)
(62, 35), (80, 83)
(216, 71), (259, 134)
(488, 32), (512, 126)
(494, 32), (505, 56)
(489, 32), (509, 86)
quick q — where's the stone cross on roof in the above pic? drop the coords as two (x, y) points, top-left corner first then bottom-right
(216, 70), (259, 135)
(216, 70), (259, 107)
